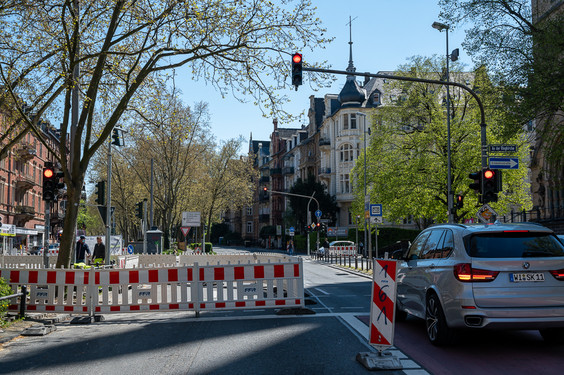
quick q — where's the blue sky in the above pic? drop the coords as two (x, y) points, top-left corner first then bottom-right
(176, 1), (472, 149)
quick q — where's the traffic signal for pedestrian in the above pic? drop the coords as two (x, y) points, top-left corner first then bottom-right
(455, 194), (464, 210)
(95, 181), (106, 206)
(482, 168), (500, 203)
(42, 162), (56, 201)
(291, 53), (302, 89)
(111, 128), (122, 146)
(135, 201), (144, 219)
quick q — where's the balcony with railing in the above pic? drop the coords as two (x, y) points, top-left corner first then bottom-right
(270, 168), (282, 176)
(13, 141), (36, 161)
(15, 204), (35, 223)
(319, 168), (331, 179)
(15, 174), (35, 191)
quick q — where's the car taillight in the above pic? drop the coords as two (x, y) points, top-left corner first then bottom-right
(454, 263), (499, 282)
(549, 269), (564, 280)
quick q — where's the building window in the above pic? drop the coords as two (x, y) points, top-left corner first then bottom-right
(340, 174), (350, 194)
(340, 144), (354, 162)
(246, 221), (253, 234)
(350, 113), (357, 129)
(373, 92), (380, 105)
(246, 206), (252, 216)
(343, 113), (349, 130)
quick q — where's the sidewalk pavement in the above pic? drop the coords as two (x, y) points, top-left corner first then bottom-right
(0, 313), (70, 346)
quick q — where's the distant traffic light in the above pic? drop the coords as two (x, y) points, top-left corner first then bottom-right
(42, 162), (56, 201)
(291, 53), (302, 89)
(263, 186), (268, 192)
(455, 194), (464, 210)
(95, 181), (106, 205)
(315, 222), (321, 231)
(483, 168), (500, 203)
(136, 201), (144, 219)
(111, 128), (122, 146)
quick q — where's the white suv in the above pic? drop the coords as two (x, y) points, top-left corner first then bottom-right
(396, 222), (564, 345)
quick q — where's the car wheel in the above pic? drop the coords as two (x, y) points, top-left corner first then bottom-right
(425, 293), (453, 346)
(395, 305), (408, 322)
(539, 328), (564, 344)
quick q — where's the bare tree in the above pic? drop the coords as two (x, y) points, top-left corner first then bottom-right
(0, 0), (330, 267)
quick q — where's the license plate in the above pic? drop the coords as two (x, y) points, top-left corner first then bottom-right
(510, 272), (545, 282)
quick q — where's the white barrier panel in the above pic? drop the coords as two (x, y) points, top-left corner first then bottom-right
(328, 245), (357, 257)
(0, 268), (93, 314)
(1, 258), (304, 315)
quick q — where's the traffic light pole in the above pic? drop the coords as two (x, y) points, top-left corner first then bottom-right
(302, 67), (488, 168)
(43, 201), (50, 268)
(105, 138), (112, 264)
(265, 188), (319, 256)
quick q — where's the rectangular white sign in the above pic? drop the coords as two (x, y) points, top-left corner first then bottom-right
(182, 211), (201, 227)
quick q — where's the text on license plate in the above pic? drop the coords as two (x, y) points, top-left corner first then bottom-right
(510, 272), (545, 282)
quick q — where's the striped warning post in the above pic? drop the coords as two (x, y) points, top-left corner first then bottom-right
(369, 259), (398, 349)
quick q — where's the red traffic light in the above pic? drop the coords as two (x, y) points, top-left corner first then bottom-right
(263, 187), (267, 192)
(43, 168), (54, 178)
(292, 53), (302, 64)
(483, 169), (494, 179)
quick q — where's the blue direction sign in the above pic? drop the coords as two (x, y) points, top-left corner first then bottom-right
(315, 209), (322, 218)
(289, 226), (295, 236)
(489, 157), (519, 170)
(370, 204), (383, 217)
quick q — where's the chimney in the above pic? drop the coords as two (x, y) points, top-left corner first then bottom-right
(273, 118), (278, 130)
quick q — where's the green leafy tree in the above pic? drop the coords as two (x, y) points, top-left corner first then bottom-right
(0, 1), (330, 267)
(352, 57), (532, 227)
(438, 0), (564, 187)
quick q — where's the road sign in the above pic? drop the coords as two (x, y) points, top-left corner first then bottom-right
(477, 204), (498, 223)
(127, 244), (134, 254)
(315, 210), (322, 218)
(370, 204), (382, 217)
(369, 259), (398, 350)
(488, 157), (519, 170)
(289, 226), (295, 236)
(370, 216), (383, 224)
(489, 144), (517, 153)
(181, 226), (191, 237)
(182, 211), (201, 227)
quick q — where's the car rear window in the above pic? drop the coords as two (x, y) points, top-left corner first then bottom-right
(466, 232), (564, 258)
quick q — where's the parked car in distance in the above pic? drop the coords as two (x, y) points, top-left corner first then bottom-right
(395, 222), (564, 345)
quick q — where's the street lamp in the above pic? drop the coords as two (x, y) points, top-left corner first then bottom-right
(432, 21), (456, 223)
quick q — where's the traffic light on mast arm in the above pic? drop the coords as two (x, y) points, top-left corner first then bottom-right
(111, 128), (123, 146)
(291, 53), (303, 89)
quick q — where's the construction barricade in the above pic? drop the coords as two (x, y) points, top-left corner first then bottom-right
(328, 245), (357, 257)
(0, 258), (304, 316)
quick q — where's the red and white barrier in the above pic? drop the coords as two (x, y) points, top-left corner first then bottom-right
(1, 259), (304, 316)
(328, 245), (357, 257)
(369, 259), (398, 350)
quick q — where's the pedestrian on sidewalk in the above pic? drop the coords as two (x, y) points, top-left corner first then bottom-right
(75, 235), (91, 263)
(92, 236), (105, 265)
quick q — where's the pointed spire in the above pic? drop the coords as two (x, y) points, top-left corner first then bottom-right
(338, 16), (366, 106)
(346, 16), (357, 79)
